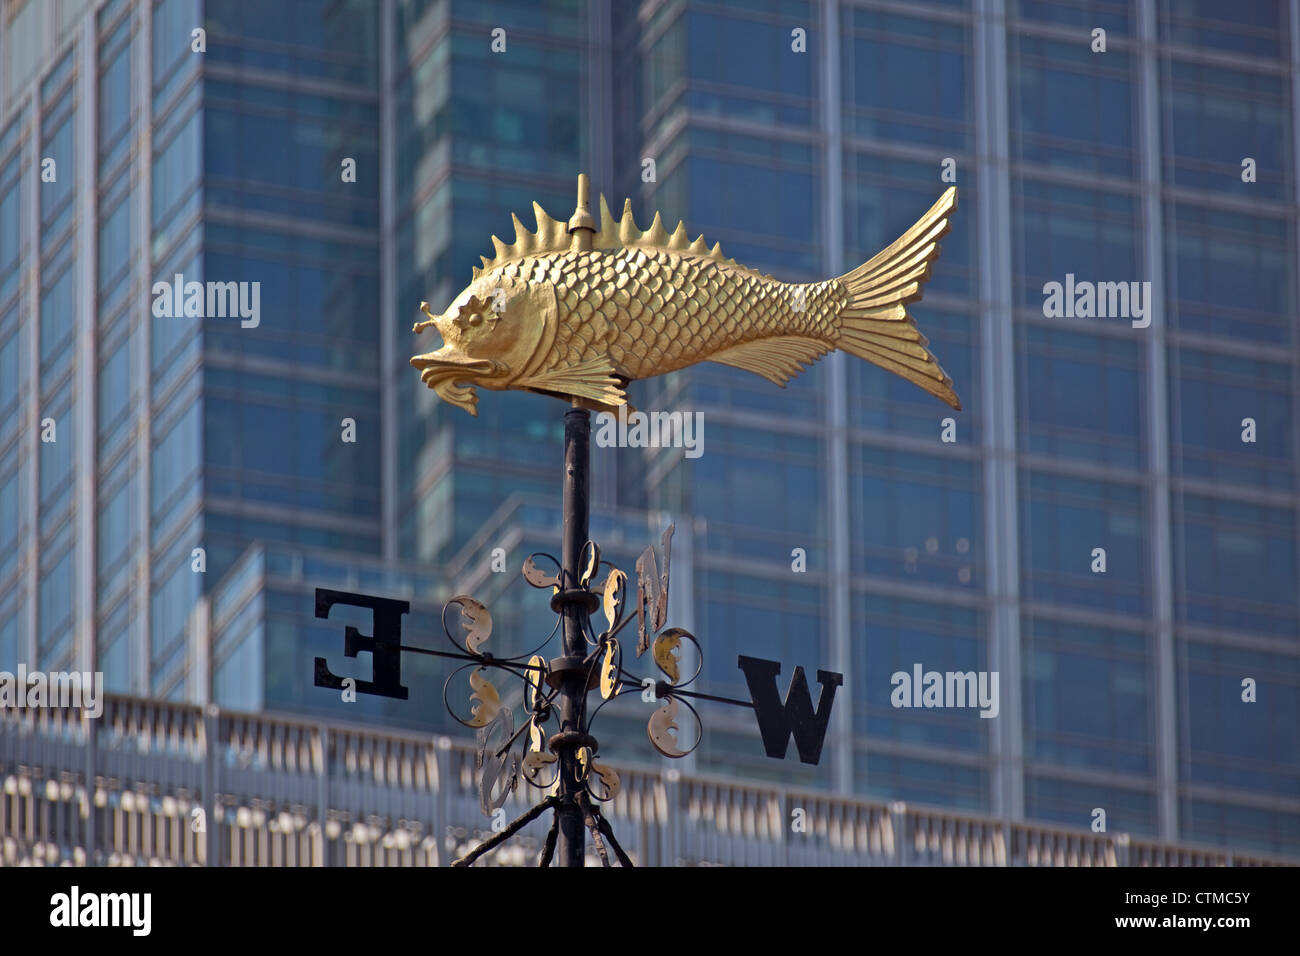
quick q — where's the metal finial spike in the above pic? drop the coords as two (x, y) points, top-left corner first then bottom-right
(568, 173), (596, 246)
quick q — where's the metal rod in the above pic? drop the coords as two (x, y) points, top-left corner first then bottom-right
(556, 405), (592, 866)
(492, 717), (536, 760)
(538, 814), (559, 867)
(578, 791), (611, 867)
(595, 810), (635, 867)
(451, 795), (558, 867)
(398, 645), (546, 671)
(612, 674), (754, 710)
(665, 687), (755, 709)
(493, 689), (560, 760)
(603, 608), (637, 642)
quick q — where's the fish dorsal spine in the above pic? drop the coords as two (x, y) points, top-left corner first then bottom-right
(472, 194), (736, 280)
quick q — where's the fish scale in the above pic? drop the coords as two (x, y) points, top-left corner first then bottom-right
(511, 248), (841, 380)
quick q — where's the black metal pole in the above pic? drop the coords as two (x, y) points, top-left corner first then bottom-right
(556, 405), (591, 866)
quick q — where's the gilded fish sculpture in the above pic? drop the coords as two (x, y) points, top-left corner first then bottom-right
(411, 174), (960, 414)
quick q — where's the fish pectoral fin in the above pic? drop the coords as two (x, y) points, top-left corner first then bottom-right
(708, 336), (831, 386)
(516, 357), (629, 410)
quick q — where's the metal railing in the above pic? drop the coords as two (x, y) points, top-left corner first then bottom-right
(1, 694), (1293, 866)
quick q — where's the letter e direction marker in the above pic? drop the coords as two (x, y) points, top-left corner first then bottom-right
(309, 176), (949, 866)
(314, 589), (410, 700)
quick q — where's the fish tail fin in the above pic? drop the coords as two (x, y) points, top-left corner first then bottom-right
(834, 186), (961, 410)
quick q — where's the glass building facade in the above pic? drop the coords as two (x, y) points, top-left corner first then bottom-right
(0, 0), (1296, 859)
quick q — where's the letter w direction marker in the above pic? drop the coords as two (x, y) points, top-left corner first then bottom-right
(736, 655), (843, 765)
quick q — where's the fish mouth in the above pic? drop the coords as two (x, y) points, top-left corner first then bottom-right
(409, 352), (505, 416)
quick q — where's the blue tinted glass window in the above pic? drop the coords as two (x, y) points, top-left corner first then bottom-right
(98, 613), (132, 693)
(39, 399), (74, 508)
(858, 593), (987, 750)
(686, 6), (812, 97)
(686, 155), (814, 258)
(842, 9), (970, 149)
(205, 0), (377, 84)
(152, 248), (199, 372)
(202, 249), (379, 374)
(1017, 323), (1143, 468)
(1165, 60), (1288, 200)
(1161, 2), (1283, 60)
(40, 116), (75, 227)
(643, 10), (684, 119)
(852, 445), (981, 589)
(151, 399), (201, 519)
(203, 391), (380, 518)
(1177, 495), (1297, 637)
(0, 469), (17, 558)
(152, 109), (199, 229)
(1011, 0), (1130, 32)
(98, 191), (133, 293)
(1181, 798), (1300, 858)
(38, 549), (74, 663)
(1181, 642), (1298, 800)
(1022, 616), (1150, 773)
(860, 752), (989, 811)
(99, 332), (133, 440)
(1026, 775), (1154, 835)
(99, 33), (133, 154)
(684, 422), (824, 560)
(150, 551), (200, 669)
(448, 33), (583, 177)
(204, 99), (377, 227)
(0, 174), (20, 292)
(152, 0), (201, 88)
(40, 49), (75, 105)
(40, 267), (76, 367)
(1012, 34), (1132, 177)
(1016, 179), (1138, 309)
(97, 474), (136, 581)
(1171, 348), (1293, 492)
(0, 326), (21, 416)
(1167, 202), (1293, 344)
(0, 606), (15, 670)
(699, 570), (825, 702)
(1019, 471), (1147, 616)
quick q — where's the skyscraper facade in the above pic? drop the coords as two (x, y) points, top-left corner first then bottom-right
(0, 0), (1295, 860)
(1, 0), (386, 704)
(617, 0), (1298, 857)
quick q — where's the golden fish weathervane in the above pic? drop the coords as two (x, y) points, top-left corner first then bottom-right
(411, 174), (960, 414)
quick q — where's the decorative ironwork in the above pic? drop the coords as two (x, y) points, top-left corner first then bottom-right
(313, 523), (845, 865)
(312, 173), (966, 865)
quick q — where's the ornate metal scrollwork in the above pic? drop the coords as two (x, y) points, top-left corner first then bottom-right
(432, 526), (715, 815)
(314, 515), (842, 867)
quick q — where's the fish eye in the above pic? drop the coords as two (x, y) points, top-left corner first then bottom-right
(468, 312), (483, 327)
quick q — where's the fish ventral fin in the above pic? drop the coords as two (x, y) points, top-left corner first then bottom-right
(515, 357), (629, 412)
(475, 179), (736, 274)
(834, 186), (962, 410)
(708, 336), (832, 386)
